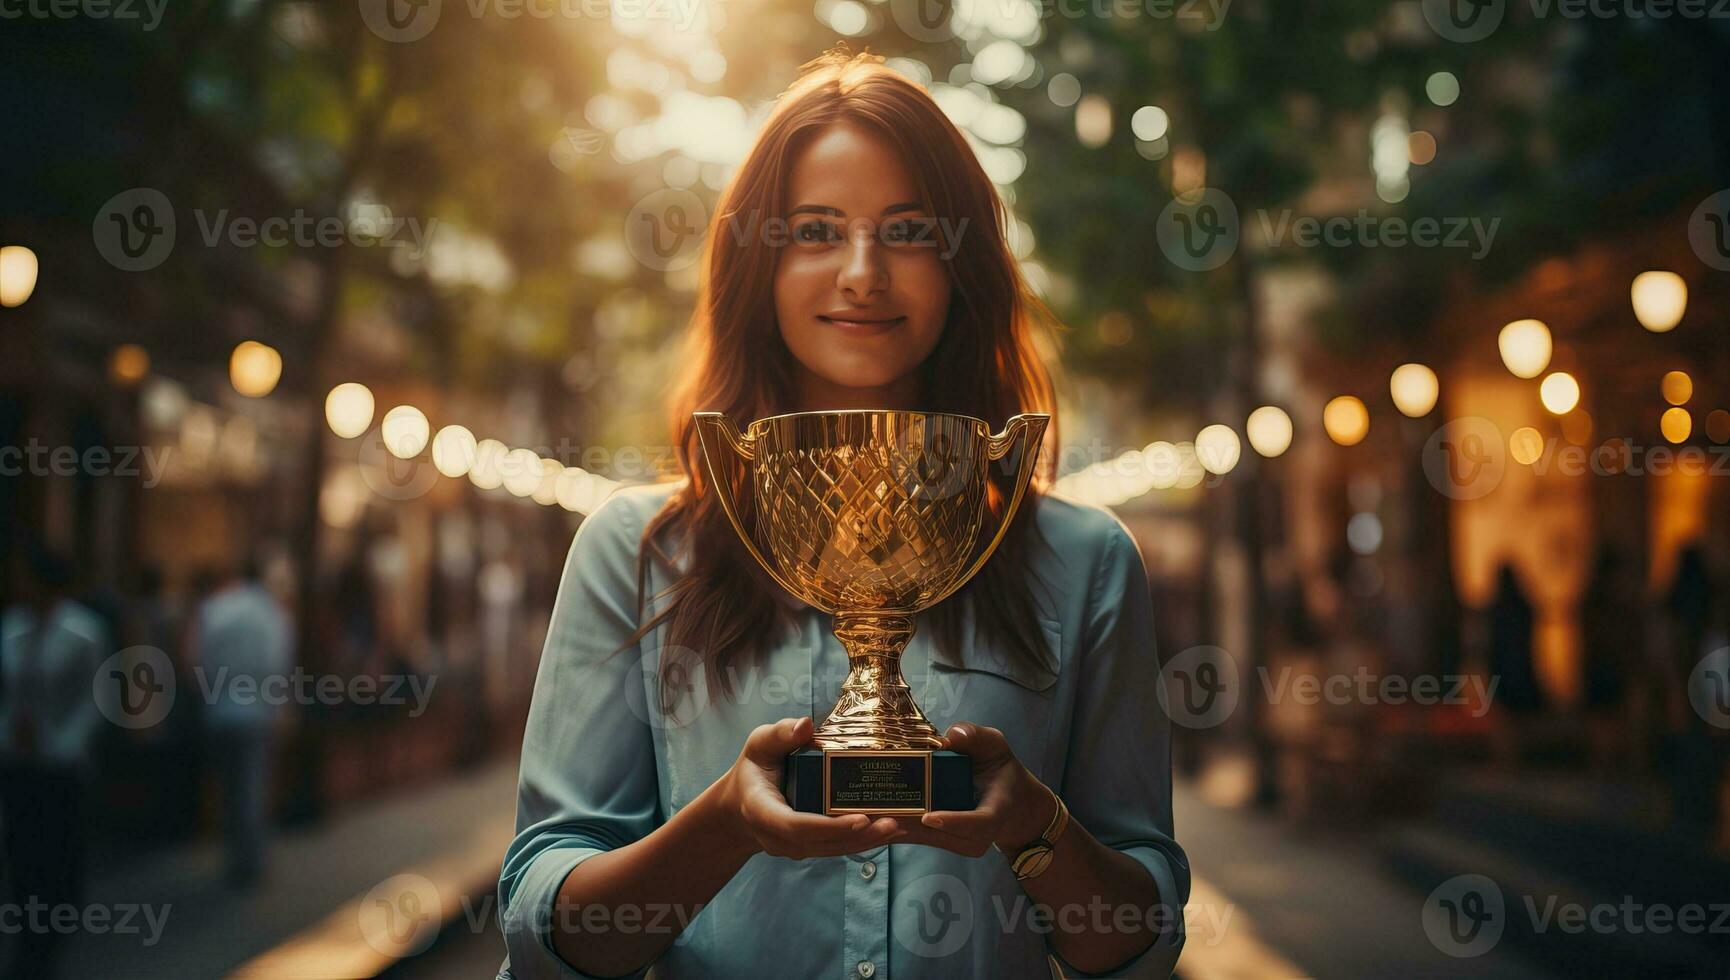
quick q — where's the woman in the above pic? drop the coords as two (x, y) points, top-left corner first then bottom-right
(498, 46), (1189, 980)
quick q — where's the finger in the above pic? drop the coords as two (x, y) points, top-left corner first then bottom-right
(748, 790), (907, 844)
(762, 816), (907, 857)
(918, 808), (999, 837)
(940, 722), (1009, 760)
(744, 716), (814, 765)
(886, 818), (993, 856)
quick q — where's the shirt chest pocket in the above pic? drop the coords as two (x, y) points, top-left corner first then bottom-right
(906, 617), (1063, 767)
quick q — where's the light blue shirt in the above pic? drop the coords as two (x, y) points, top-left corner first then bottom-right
(193, 582), (294, 731)
(498, 481), (1189, 979)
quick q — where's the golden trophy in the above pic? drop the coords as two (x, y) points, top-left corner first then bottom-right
(694, 409), (1048, 814)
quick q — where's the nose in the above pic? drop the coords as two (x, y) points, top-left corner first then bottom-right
(836, 220), (887, 302)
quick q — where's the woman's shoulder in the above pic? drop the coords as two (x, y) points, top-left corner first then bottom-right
(567, 479), (685, 559)
(1030, 489), (1143, 576)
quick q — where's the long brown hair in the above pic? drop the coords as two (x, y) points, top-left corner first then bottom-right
(619, 45), (1067, 708)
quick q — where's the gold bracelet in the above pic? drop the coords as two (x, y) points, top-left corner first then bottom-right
(1006, 784), (1068, 881)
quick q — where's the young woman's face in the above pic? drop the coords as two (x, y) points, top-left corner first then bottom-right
(773, 121), (951, 409)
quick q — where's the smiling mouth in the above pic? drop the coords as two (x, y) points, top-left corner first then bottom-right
(818, 314), (905, 330)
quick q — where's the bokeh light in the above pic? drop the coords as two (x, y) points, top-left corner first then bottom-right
(1324, 396), (1370, 446)
(325, 383), (375, 439)
(108, 344), (150, 387)
(381, 405), (430, 459)
(0, 245), (39, 307)
(1425, 71), (1460, 107)
(502, 448), (542, 497)
(1540, 372), (1580, 415)
(1245, 406), (1293, 458)
(1631, 271), (1686, 333)
(1498, 319), (1552, 379)
(1662, 370), (1693, 406)
(1661, 407), (1692, 444)
(1195, 424), (1241, 475)
(229, 341), (282, 398)
(1509, 426), (1545, 465)
(469, 439), (508, 490)
(1389, 363), (1439, 417)
(431, 424), (478, 478)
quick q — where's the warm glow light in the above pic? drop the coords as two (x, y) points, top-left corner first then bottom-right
(381, 405), (430, 459)
(1662, 370), (1693, 406)
(0, 246), (39, 307)
(556, 467), (591, 512)
(470, 439), (508, 490)
(1245, 406), (1293, 458)
(1631, 271), (1686, 333)
(532, 458), (563, 505)
(326, 383), (375, 439)
(1075, 94), (1112, 147)
(229, 341), (282, 398)
(1389, 363), (1439, 417)
(1509, 427), (1545, 465)
(431, 425), (477, 477)
(1539, 372), (1580, 415)
(1194, 425), (1241, 475)
(502, 448), (542, 497)
(1498, 319), (1552, 379)
(108, 344), (150, 386)
(1323, 396), (1370, 446)
(1661, 407), (1692, 444)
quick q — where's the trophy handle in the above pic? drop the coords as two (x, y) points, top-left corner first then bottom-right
(925, 413), (1050, 608)
(692, 411), (827, 612)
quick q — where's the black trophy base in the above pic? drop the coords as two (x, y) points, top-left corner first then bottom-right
(784, 747), (974, 815)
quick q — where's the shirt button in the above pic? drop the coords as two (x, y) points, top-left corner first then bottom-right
(860, 860), (877, 880)
(856, 961), (876, 978)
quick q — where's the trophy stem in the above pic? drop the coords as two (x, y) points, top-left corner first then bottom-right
(812, 611), (944, 750)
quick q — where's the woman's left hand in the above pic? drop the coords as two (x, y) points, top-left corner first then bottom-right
(889, 723), (1056, 858)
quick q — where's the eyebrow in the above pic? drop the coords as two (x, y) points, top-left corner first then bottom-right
(788, 201), (925, 217)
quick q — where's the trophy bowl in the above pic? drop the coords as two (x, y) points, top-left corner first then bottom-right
(694, 409), (1048, 814)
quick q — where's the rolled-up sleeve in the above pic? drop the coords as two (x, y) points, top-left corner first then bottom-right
(498, 491), (661, 980)
(1051, 518), (1191, 979)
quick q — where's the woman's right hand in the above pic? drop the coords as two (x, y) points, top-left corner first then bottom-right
(719, 716), (907, 859)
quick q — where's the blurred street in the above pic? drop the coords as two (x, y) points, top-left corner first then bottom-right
(6, 0), (1730, 977)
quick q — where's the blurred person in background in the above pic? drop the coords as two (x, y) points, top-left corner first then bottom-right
(188, 555), (293, 888)
(0, 545), (108, 979)
(1487, 561), (1541, 765)
(1662, 544), (1722, 840)
(1581, 547), (1640, 770)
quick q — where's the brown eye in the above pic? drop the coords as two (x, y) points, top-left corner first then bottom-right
(793, 221), (840, 245)
(881, 217), (936, 248)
